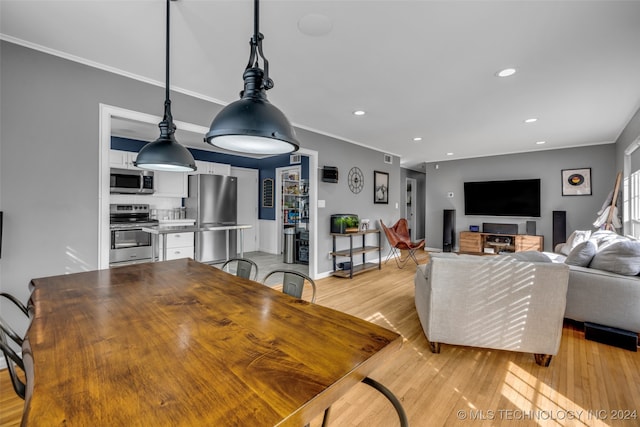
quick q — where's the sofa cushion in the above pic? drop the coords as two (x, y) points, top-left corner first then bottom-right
(560, 230), (592, 255)
(589, 240), (640, 276)
(565, 240), (597, 267)
(504, 251), (552, 263)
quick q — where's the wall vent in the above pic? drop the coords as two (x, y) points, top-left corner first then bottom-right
(383, 154), (393, 164)
(290, 154), (301, 164)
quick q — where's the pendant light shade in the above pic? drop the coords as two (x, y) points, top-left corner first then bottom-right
(135, 0), (196, 172)
(136, 113), (197, 172)
(205, 68), (299, 154)
(205, 0), (299, 155)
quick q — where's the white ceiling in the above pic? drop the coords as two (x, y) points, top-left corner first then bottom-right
(2, 0), (640, 170)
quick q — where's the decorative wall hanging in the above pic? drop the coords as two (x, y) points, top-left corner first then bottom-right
(562, 168), (591, 196)
(374, 170), (389, 204)
(348, 167), (364, 194)
(262, 178), (274, 207)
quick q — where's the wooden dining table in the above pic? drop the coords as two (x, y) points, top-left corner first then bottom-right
(22, 258), (402, 426)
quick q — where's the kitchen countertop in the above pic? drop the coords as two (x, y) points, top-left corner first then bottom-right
(141, 223), (252, 234)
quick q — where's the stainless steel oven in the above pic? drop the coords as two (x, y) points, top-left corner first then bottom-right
(109, 204), (158, 266)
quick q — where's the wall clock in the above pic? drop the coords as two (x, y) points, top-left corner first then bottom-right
(348, 167), (364, 194)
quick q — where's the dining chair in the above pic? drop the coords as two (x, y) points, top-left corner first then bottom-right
(262, 269), (317, 303)
(380, 218), (425, 268)
(220, 257), (259, 281)
(316, 376), (408, 427)
(0, 292), (30, 346)
(0, 317), (27, 399)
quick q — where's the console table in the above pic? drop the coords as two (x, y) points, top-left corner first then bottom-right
(459, 231), (543, 254)
(331, 229), (382, 278)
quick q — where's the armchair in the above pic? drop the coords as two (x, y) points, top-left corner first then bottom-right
(414, 253), (570, 366)
(380, 218), (425, 268)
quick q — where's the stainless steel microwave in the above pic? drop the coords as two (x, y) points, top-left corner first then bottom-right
(110, 168), (154, 194)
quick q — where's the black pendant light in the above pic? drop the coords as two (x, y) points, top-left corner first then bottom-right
(205, 0), (299, 155)
(135, 0), (196, 172)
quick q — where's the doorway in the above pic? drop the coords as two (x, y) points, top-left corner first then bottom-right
(99, 104), (319, 278)
(405, 178), (417, 240)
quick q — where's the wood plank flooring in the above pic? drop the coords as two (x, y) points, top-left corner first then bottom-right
(2, 251), (639, 426)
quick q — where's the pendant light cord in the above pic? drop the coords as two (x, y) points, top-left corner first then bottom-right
(163, 0), (174, 130)
(246, 0), (273, 90)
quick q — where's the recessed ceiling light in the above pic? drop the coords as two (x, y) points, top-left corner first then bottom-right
(446, 152), (454, 156)
(353, 110), (366, 116)
(496, 68), (517, 77)
(536, 141), (546, 145)
(413, 137), (422, 141)
(524, 118), (537, 123)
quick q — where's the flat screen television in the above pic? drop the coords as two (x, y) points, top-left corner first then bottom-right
(464, 179), (541, 217)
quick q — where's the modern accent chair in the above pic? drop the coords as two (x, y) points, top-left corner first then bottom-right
(0, 292), (31, 399)
(220, 257), (259, 281)
(262, 269), (317, 303)
(414, 252), (570, 366)
(380, 218), (425, 268)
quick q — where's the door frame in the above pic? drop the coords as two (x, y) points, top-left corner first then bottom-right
(99, 104), (319, 279)
(405, 177), (417, 240)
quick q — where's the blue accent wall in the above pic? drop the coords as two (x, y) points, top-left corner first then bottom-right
(112, 137), (309, 220)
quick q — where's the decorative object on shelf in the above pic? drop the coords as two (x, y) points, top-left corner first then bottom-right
(205, 0), (299, 155)
(374, 170), (389, 204)
(262, 178), (274, 208)
(348, 167), (364, 194)
(561, 168), (592, 196)
(360, 218), (370, 231)
(135, 0), (196, 173)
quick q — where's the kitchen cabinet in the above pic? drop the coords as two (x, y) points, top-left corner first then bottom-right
(153, 171), (188, 198)
(109, 149), (137, 169)
(158, 232), (194, 261)
(193, 161), (231, 176)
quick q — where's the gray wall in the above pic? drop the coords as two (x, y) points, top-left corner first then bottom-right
(424, 144), (617, 252)
(0, 41), (399, 334)
(294, 127), (401, 273)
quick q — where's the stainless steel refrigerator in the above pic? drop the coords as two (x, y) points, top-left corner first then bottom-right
(185, 174), (238, 263)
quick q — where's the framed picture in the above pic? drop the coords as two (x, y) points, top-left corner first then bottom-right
(374, 170), (389, 204)
(561, 168), (592, 196)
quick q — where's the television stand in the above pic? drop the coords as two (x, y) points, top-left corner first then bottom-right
(459, 231), (543, 254)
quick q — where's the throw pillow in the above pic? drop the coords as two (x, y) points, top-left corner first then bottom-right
(560, 230), (592, 255)
(564, 240), (597, 267)
(590, 240), (640, 276)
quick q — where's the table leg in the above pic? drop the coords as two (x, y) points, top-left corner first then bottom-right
(162, 234), (168, 262)
(225, 229), (230, 261)
(239, 229), (244, 258)
(151, 234), (158, 262)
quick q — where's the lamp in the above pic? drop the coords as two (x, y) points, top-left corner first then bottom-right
(135, 0), (196, 172)
(205, 0), (299, 155)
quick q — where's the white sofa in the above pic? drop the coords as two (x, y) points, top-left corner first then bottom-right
(414, 252), (570, 366)
(552, 230), (640, 333)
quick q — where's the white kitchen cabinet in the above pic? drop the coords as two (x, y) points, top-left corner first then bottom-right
(153, 171), (188, 198)
(109, 149), (137, 169)
(159, 232), (194, 261)
(193, 160), (231, 176)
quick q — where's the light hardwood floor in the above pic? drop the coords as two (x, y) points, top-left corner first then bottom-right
(2, 251), (639, 426)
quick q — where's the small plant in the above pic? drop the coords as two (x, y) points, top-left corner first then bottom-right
(335, 215), (360, 232)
